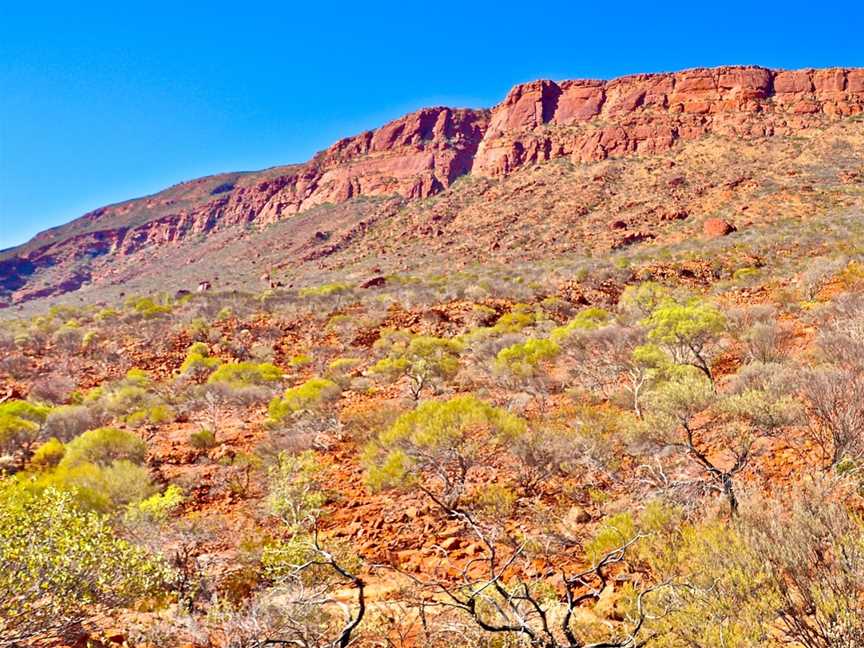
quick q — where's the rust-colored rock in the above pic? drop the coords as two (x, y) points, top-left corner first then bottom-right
(3, 65), (864, 306)
(703, 218), (737, 238)
(473, 66), (864, 177)
(360, 276), (387, 289)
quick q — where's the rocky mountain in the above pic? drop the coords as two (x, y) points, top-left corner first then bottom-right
(3, 65), (864, 309)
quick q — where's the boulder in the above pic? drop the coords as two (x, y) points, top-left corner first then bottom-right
(703, 218), (737, 238)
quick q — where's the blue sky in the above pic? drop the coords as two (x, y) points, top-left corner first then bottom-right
(2, 1), (863, 249)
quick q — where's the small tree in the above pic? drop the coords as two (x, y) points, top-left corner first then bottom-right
(369, 331), (462, 401)
(642, 297), (726, 382)
(364, 395), (525, 509)
(641, 364), (798, 515)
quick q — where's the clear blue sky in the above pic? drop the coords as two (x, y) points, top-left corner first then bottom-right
(2, 0), (863, 250)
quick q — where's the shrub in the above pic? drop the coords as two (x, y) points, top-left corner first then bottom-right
(268, 378), (341, 422)
(325, 357), (361, 386)
(208, 361), (283, 387)
(60, 427), (147, 468)
(125, 484), (185, 524)
(492, 306), (537, 333)
(42, 404), (99, 441)
(364, 395), (526, 509)
(190, 428), (217, 450)
(29, 438), (66, 470)
(54, 460), (155, 511)
(299, 282), (351, 298)
(618, 281), (672, 319)
(508, 405), (628, 493)
(495, 337), (560, 379)
(647, 488), (864, 647)
(288, 354), (313, 368)
(370, 332), (462, 401)
(179, 342), (221, 376)
(470, 482), (517, 517)
(803, 367), (864, 468)
(129, 296), (172, 319)
(101, 384), (153, 416)
(0, 414), (39, 458)
(28, 374), (75, 404)
(265, 451), (328, 532)
(550, 306), (611, 341)
(126, 403), (175, 427)
(584, 512), (636, 564)
(0, 400), (51, 458)
(0, 485), (168, 645)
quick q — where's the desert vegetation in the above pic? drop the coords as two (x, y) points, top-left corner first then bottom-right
(5, 209), (864, 648)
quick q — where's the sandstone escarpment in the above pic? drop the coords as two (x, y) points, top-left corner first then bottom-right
(472, 66), (864, 176)
(3, 65), (864, 306)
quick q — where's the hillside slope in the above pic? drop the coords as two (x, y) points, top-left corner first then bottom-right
(2, 65), (864, 309)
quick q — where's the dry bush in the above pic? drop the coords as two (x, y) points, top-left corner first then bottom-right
(259, 413), (341, 459)
(804, 367), (864, 468)
(42, 405), (102, 442)
(742, 320), (790, 363)
(0, 352), (32, 379)
(28, 374), (76, 405)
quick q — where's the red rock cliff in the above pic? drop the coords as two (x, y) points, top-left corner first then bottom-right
(4, 65), (864, 305)
(472, 66), (864, 176)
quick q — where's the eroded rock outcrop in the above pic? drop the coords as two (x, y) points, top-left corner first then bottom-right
(472, 66), (864, 176)
(3, 65), (864, 306)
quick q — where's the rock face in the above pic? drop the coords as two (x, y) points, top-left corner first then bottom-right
(472, 66), (864, 177)
(3, 65), (864, 306)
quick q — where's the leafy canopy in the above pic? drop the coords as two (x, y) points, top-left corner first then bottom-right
(0, 485), (168, 644)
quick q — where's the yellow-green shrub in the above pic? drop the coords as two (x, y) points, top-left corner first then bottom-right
(208, 361), (283, 387)
(268, 378), (340, 422)
(60, 427), (146, 469)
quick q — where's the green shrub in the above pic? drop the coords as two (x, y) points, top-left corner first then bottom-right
(128, 296), (172, 318)
(495, 337), (560, 378)
(584, 512), (636, 564)
(208, 361), (283, 387)
(299, 282), (351, 298)
(0, 400), (51, 456)
(190, 428), (216, 449)
(179, 342), (220, 375)
(60, 427), (146, 468)
(268, 378), (341, 422)
(125, 403), (175, 427)
(470, 482), (517, 517)
(0, 485), (168, 644)
(29, 438), (65, 470)
(492, 307), (537, 333)
(289, 354), (313, 368)
(550, 306), (611, 341)
(0, 400), (50, 425)
(125, 484), (184, 524)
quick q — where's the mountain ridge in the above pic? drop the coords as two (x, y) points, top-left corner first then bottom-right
(3, 64), (864, 308)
